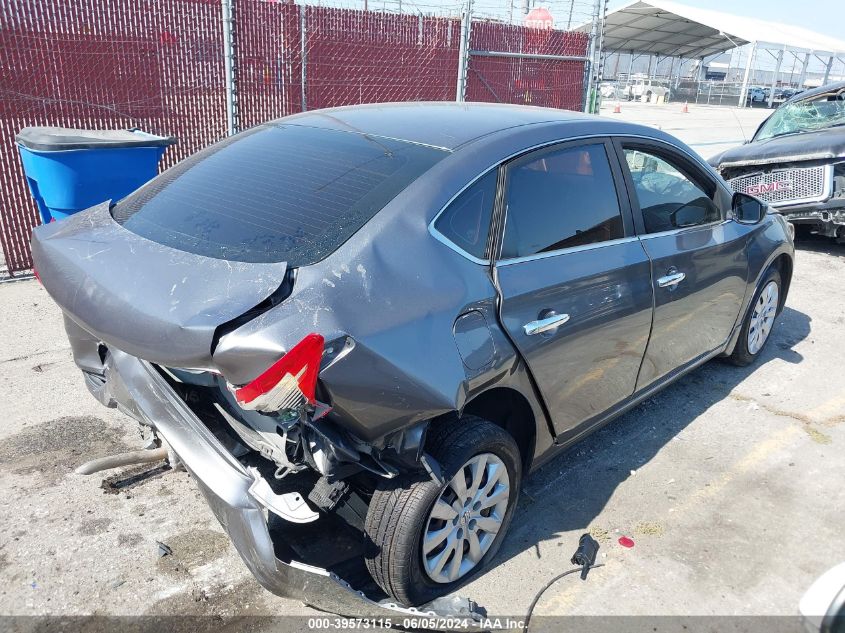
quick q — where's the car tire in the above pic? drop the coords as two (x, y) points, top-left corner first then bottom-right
(364, 416), (521, 606)
(730, 268), (782, 367)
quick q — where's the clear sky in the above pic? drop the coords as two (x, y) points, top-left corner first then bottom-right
(608, 0), (845, 41)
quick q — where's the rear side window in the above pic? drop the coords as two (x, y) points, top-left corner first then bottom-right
(113, 125), (447, 264)
(501, 143), (624, 259)
(434, 170), (497, 259)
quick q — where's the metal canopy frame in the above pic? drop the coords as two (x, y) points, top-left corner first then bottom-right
(589, 0), (845, 58)
(580, 0), (845, 107)
(587, 0), (750, 59)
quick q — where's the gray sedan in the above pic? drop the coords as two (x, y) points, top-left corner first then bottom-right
(32, 103), (794, 617)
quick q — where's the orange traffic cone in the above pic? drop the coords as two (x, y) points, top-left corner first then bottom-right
(613, 101), (621, 114)
(682, 101), (689, 113)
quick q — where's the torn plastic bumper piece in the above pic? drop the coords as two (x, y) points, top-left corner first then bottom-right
(247, 467), (319, 524)
(97, 349), (485, 626)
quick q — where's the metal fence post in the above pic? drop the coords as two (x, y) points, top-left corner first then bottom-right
(797, 52), (810, 88)
(221, 0), (238, 135)
(455, 0), (473, 102)
(823, 55), (834, 84)
(300, 8), (308, 112)
(583, 0), (601, 113)
(594, 0), (608, 87)
(738, 41), (757, 108)
(767, 46), (784, 109)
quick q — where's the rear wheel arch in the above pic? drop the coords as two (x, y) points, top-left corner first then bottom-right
(446, 387), (537, 472)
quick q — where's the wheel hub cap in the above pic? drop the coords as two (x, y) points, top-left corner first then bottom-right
(421, 453), (510, 584)
(747, 280), (779, 355)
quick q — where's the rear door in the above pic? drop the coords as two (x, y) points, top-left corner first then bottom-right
(614, 140), (749, 390)
(494, 139), (654, 439)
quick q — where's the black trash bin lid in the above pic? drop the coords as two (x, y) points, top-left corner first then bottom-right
(16, 127), (177, 151)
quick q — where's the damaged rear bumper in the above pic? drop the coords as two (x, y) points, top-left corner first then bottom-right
(95, 349), (483, 625)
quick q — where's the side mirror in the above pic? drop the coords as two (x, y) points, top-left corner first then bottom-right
(733, 192), (767, 224)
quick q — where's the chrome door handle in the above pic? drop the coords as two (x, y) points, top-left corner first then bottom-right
(657, 271), (686, 288)
(524, 313), (570, 336)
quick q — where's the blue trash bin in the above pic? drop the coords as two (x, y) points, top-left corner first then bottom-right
(16, 127), (176, 223)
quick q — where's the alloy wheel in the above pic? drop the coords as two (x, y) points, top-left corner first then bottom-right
(747, 280), (779, 355)
(421, 453), (510, 584)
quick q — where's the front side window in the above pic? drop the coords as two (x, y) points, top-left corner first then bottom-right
(434, 170), (497, 259)
(500, 143), (624, 259)
(623, 148), (720, 233)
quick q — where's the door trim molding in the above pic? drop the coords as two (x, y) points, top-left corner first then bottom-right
(494, 235), (640, 266)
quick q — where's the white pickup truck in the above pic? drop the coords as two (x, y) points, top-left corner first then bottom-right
(625, 79), (671, 102)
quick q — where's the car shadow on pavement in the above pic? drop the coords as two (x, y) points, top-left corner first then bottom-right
(486, 303), (811, 575)
(795, 234), (845, 258)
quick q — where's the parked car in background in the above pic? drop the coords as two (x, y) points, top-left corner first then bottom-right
(711, 81), (845, 242)
(627, 78), (670, 102)
(600, 81), (620, 99)
(761, 87), (788, 107)
(33, 103), (794, 617)
(747, 87), (767, 103)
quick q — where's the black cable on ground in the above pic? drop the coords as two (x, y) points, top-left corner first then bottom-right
(522, 563), (605, 633)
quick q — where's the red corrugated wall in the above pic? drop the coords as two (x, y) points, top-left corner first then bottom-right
(0, 0), (588, 274)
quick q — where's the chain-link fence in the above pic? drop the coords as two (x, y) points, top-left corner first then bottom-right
(0, 0), (596, 275)
(467, 22), (588, 110)
(596, 78), (801, 108)
(672, 80), (802, 108)
(0, 0), (228, 274)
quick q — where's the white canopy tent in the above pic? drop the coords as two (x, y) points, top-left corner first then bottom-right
(579, 0), (845, 106)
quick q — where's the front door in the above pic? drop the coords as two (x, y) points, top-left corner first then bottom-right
(495, 139), (654, 439)
(615, 141), (749, 390)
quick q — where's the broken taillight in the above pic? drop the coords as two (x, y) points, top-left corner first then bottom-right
(233, 333), (324, 413)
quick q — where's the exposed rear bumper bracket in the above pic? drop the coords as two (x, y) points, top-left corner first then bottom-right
(97, 349), (485, 628)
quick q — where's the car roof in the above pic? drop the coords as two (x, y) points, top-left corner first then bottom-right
(282, 102), (597, 151)
(785, 80), (845, 104)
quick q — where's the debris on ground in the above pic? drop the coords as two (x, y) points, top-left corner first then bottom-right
(618, 536), (635, 548)
(589, 526), (611, 543)
(101, 463), (171, 494)
(156, 541), (172, 558)
(192, 587), (210, 602)
(634, 521), (665, 537)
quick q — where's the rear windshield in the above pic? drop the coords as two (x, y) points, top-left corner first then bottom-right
(112, 124), (447, 264)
